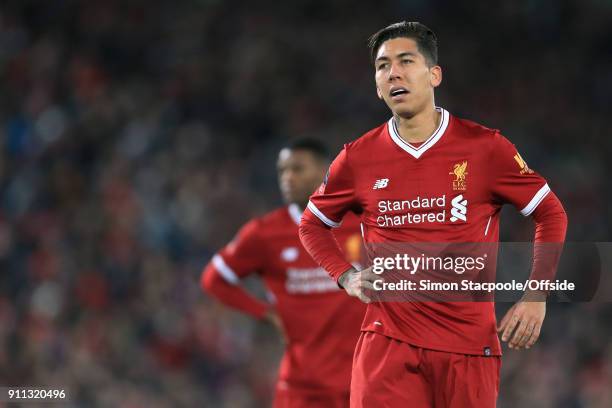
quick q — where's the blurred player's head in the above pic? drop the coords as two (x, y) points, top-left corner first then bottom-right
(277, 138), (330, 208)
(368, 21), (441, 119)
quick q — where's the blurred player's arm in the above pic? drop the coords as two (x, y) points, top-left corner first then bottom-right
(299, 147), (377, 303)
(201, 261), (270, 319)
(201, 220), (274, 321)
(490, 133), (568, 349)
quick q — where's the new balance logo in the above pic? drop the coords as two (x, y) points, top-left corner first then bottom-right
(373, 178), (389, 190)
(450, 194), (468, 222)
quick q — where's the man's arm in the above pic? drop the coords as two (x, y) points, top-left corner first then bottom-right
(498, 192), (568, 349)
(201, 259), (270, 319)
(298, 211), (353, 283)
(300, 210), (379, 303)
(200, 219), (281, 327)
(488, 133), (568, 350)
(299, 144), (378, 302)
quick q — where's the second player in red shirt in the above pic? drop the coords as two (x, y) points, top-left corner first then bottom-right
(202, 139), (365, 408)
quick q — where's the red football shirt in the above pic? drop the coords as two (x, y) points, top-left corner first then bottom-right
(209, 204), (365, 393)
(305, 107), (553, 356)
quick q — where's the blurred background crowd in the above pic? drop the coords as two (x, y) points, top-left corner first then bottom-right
(0, 0), (611, 406)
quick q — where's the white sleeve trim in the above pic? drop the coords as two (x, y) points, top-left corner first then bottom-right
(307, 201), (341, 228)
(520, 183), (551, 216)
(212, 254), (240, 285)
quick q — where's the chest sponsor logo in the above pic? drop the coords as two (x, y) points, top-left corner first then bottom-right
(281, 247), (299, 262)
(373, 178), (389, 190)
(285, 267), (339, 294)
(449, 161), (468, 191)
(450, 194), (468, 222)
(376, 194), (469, 226)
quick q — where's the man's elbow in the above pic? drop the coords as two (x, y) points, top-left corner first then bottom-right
(298, 216), (314, 236)
(200, 264), (218, 294)
(298, 211), (328, 239)
(551, 194), (568, 230)
(533, 192), (568, 242)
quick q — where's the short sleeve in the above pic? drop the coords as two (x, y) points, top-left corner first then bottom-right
(213, 219), (265, 283)
(307, 146), (358, 228)
(489, 133), (550, 216)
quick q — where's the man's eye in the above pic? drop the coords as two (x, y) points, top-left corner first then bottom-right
(377, 63), (389, 70)
(402, 59), (413, 64)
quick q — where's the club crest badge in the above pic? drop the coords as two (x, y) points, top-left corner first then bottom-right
(450, 161), (468, 191)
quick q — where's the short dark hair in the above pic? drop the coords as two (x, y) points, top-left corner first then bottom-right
(284, 138), (330, 162)
(368, 21), (438, 67)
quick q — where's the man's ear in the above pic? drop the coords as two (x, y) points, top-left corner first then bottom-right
(430, 65), (442, 88)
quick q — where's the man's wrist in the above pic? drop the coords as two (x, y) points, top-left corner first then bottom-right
(522, 289), (548, 302)
(338, 267), (357, 288)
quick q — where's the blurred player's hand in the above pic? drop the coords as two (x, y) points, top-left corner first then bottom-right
(498, 291), (546, 350)
(264, 309), (287, 344)
(338, 267), (379, 304)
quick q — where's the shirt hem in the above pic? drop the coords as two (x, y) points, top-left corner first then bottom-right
(362, 326), (502, 357)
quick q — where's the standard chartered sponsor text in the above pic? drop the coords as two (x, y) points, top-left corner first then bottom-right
(377, 195), (447, 226)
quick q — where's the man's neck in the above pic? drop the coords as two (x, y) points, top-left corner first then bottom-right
(393, 106), (441, 144)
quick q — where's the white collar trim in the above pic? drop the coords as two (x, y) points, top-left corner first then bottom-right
(288, 204), (303, 225)
(387, 107), (450, 159)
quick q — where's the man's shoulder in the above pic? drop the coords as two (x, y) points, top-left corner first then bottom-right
(343, 121), (388, 155)
(451, 114), (500, 141)
(234, 207), (291, 240)
(254, 207), (293, 230)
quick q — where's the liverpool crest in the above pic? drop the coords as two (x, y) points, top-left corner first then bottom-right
(450, 161), (468, 191)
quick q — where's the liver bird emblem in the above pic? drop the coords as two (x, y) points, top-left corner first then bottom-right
(451, 161), (468, 182)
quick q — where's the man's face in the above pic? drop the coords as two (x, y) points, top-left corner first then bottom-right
(374, 37), (442, 118)
(277, 149), (326, 206)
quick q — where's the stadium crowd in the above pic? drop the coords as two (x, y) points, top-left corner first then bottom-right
(0, 0), (610, 406)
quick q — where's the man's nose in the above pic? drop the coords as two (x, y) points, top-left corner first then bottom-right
(281, 171), (294, 184)
(388, 61), (401, 80)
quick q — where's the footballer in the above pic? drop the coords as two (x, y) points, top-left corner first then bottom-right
(202, 139), (366, 408)
(299, 22), (567, 407)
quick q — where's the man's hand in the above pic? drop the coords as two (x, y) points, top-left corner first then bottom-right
(497, 291), (546, 350)
(338, 267), (380, 304)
